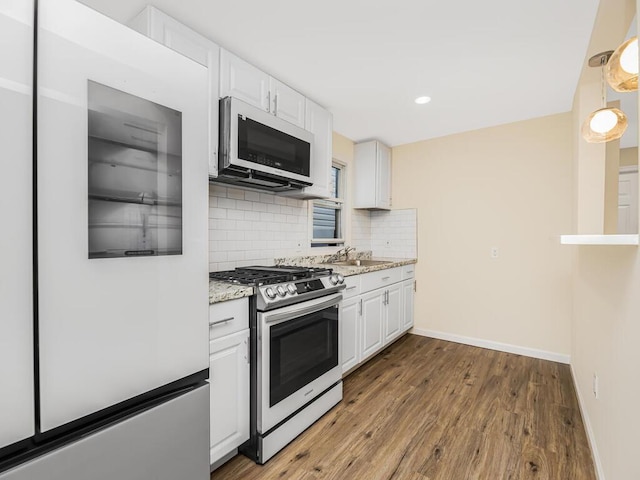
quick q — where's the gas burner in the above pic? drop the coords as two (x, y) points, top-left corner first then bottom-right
(209, 265), (334, 286)
(209, 265), (345, 310)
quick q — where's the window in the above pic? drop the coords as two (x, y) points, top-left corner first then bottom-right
(311, 163), (345, 247)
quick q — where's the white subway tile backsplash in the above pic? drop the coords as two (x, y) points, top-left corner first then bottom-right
(259, 193), (275, 204)
(209, 208), (227, 219)
(218, 197), (237, 209)
(208, 184), (416, 272)
(236, 200), (254, 211)
(252, 202), (267, 212)
(210, 185), (227, 197)
(209, 187), (310, 271)
(267, 203), (281, 214)
(244, 190), (260, 202)
(227, 209), (245, 221)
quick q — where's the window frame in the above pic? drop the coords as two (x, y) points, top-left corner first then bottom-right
(309, 161), (346, 247)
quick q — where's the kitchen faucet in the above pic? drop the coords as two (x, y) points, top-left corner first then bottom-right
(329, 246), (355, 262)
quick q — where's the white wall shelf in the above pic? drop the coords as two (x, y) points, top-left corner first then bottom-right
(560, 234), (639, 245)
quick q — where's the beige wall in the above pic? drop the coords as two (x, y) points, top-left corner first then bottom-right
(569, 1), (640, 478)
(620, 146), (638, 167)
(392, 113), (574, 356)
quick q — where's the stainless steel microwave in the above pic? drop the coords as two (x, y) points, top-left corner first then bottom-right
(217, 96), (314, 191)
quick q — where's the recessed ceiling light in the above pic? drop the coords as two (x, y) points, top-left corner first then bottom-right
(414, 96), (431, 105)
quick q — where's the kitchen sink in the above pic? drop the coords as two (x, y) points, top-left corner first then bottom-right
(328, 259), (393, 267)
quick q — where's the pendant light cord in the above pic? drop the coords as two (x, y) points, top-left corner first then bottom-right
(601, 56), (606, 108)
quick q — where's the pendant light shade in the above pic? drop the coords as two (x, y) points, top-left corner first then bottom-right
(606, 36), (638, 92)
(581, 107), (628, 143)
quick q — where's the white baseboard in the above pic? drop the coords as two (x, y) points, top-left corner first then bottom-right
(570, 365), (605, 480)
(411, 328), (570, 364)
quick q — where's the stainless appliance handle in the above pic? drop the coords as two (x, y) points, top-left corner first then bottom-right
(263, 293), (342, 325)
(210, 316), (234, 326)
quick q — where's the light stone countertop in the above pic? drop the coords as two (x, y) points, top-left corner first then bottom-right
(318, 257), (417, 277)
(274, 253), (417, 277)
(209, 280), (254, 305)
(209, 254), (417, 304)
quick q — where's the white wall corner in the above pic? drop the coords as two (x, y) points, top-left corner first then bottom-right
(569, 364), (605, 480)
(411, 328), (571, 364)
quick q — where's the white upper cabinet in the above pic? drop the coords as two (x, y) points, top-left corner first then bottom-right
(219, 48), (305, 128)
(283, 98), (333, 199)
(219, 49), (270, 112)
(129, 6), (220, 177)
(354, 140), (392, 210)
(269, 78), (305, 127)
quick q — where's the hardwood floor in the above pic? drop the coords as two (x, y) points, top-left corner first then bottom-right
(212, 334), (596, 480)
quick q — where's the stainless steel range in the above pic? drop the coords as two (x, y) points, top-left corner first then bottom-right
(209, 266), (346, 464)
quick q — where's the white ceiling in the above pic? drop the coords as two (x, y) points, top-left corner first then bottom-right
(79, 0), (601, 147)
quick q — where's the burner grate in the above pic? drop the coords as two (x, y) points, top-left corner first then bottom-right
(209, 265), (333, 286)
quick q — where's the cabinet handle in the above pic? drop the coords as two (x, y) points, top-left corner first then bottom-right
(274, 94), (278, 116)
(382, 276), (390, 281)
(266, 91), (271, 112)
(210, 316), (234, 326)
(414, 280), (417, 292)
(359, 299), (362, 315)
(346, 286), (357, 291)
(245, 339), (250, 363)
(406, 270), (414, 274)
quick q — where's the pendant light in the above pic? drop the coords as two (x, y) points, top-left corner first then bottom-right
(581, 51), (628, 143)
(606, 36), (638, 92)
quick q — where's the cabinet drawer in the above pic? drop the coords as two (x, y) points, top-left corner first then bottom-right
(209, 297), (249, 340)
(342, 275), (361, 299)
(402, 265), (416, 280)
(360, 267), (402, 293)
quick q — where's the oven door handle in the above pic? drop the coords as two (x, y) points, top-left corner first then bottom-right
(263, 293), (342, 325)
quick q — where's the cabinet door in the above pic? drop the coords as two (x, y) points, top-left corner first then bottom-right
(219, 49), (270, 112)
(376, 142), (392, 209)
(289, 98), (332, 199)
(360, 290), (384, 361)
(340, 297), (360, 374)
(209, 329), (250, 464)
(402, 280), (415, 331)
(128, 6), (220, 177)
(269, 77), (305, 127)
(384, 283), (402, 342)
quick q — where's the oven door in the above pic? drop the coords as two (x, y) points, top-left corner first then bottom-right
(257, 293), (342, 433)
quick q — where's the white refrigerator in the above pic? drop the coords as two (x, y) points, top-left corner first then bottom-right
(0, 1), (210, 478)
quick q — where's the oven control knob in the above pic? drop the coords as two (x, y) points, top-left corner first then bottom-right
(276, 285), (287, 297)
(336, 274), (345, 284)
(329, 274), (339, 285)
(286, 283), (297, 295)
(265, 287), (277, 300)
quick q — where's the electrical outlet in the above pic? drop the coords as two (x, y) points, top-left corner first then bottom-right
(490, 247), (499, 259)
(593, 373), (599, 399)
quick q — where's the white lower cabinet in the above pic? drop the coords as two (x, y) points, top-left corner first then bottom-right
(208, 298), (250, 466)
(209, 329), (249, 465)
(340, 266), (416, 374)
(340, 296), (360, 374)
(360, 290), (384, 361)
(402, 279), (415, 331)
